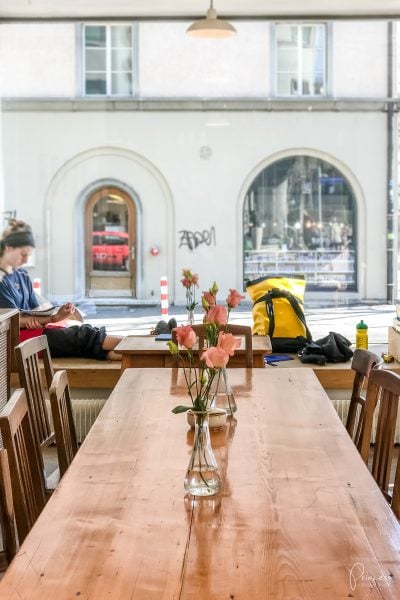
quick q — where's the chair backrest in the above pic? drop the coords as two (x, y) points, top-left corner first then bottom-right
(15, 335), (55, 449)
(0, 449), (18, 567)
(49, 370), (78, 477)
(0, 389), (47, 544)
(358, 369), (400, 496)
(346, 349), (383, 452)
(172, 323), (253, 368)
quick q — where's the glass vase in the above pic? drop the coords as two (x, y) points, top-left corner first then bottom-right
(209, 367), (237, 415)
(186, 308), (195, 325)
(184, 411), (221, 496)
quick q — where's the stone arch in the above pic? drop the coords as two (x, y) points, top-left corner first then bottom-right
(237, 148), (365, 296)
(42, 146), (174, 300)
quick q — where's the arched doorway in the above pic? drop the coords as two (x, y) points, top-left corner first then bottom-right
(243, 155), (357, 292)
(85, 186), (136, 297)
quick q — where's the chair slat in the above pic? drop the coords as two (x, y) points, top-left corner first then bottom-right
(0, 389), (46, 544)
(49, 370), (78, 477)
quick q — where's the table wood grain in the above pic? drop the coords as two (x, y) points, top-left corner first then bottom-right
(1, 368), (400, 599)
(115, 335), (272, 369)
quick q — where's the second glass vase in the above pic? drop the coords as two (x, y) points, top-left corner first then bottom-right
(209, 367), (237, 415)
(184, 411), (221, 496)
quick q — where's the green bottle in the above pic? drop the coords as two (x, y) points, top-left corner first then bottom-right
(356, 319), (368, 349)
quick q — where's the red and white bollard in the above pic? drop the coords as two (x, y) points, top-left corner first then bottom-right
(33, 277), (42, 296)
(160, 276), (168, 319)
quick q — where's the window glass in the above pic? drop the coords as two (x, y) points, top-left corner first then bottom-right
(276, 23), (326, 97)
(111, 73), (132, 95)
(91, 195), (129, 272)
(243, 156), (356, 292)
(111, 48), (132, 71)
(85, 73), (106, 95)
(85, 48), (106, 71)
(111, 25), (132, 47)
(85, 25), (106, 48)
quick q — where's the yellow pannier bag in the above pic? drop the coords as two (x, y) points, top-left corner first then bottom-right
(246, 275), (312, 351)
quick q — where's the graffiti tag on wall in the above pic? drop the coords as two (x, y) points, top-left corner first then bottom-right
(178, 227), (216, 251)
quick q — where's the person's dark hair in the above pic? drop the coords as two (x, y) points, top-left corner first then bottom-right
(0, 218), (35, 256)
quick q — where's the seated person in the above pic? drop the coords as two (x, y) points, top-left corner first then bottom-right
(0, 218), (122, 360)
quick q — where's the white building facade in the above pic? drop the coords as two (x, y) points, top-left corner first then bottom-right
(0, 18), (396, 305)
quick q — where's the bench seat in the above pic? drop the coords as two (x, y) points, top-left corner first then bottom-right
(9, 343), (397, 391)
(11, 358), (121, 390)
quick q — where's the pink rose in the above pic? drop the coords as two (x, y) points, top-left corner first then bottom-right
(180, 277), (191, 288)
(175, 325), (197, 349)
(191, 273), (199, 285)
(205, 305), (228, 326)
(217, 332), (241, 356)
(202, 291), (216, 306)
(226, 289), (245, 308)
(201, 346), (229, 369)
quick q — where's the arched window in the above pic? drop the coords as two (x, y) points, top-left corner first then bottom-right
(243, 156), (356, 291)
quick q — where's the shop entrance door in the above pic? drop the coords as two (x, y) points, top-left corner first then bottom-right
(85, 187), (136, 297)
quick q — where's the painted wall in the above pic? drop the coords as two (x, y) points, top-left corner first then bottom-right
(0, 19), (391, 303)
(0, 21), (388, 98)
(0, 109), (386, 303)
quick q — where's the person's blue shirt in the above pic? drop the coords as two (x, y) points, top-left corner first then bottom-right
(0, 268), (39, 311)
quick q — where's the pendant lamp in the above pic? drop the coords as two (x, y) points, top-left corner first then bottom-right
(186, 1), (237, 39)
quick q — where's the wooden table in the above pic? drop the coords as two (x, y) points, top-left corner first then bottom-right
(2, 368), (400, 599)
(115, 334), (272, 370)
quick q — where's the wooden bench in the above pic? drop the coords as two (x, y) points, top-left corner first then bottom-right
(10, 358), (121, 390)
(8, 343), (397, 391)
(265, 344), (400, 389)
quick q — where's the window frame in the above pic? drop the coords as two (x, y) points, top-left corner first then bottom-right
(273, 22), (328, 98)
(81, 23), (138, 97)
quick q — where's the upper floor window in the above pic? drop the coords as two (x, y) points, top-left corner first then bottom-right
(83, 24), (135, 96)
(275, 23), (326, 97)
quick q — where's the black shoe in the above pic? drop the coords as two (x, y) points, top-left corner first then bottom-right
(168, 318), (178, 332)
(154, 320), (170, 335)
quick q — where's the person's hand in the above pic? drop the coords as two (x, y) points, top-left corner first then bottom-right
(25, 316), (43, 329)
(54, 302), (76, 321)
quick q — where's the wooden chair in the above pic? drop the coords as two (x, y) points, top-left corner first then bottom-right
(14, 335), (55, 450)
(0, 449), (18, 570)
(391, 455), (400, 520)
(358, 369), (400, 501)
(345, 348), (383, 454)
(173, 323), (253, 368)
(0, 389), (47, 545)
(49, 370), (78, 477)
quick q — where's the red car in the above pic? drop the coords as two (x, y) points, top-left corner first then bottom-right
(92, 231), (129, 270)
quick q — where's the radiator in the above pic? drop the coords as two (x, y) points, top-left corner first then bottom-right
(330, 397), (400, 445)
(71, 398), (106, 443)
(45, 397), (106, 444)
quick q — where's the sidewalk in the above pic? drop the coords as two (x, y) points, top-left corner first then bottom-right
(85, 303), (396, 348)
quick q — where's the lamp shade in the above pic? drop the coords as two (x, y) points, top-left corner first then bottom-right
(186, 3), (237, 39)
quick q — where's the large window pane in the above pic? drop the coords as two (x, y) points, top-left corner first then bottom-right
(276, 23), (326, 97)
(84, 24), (134, 97)
(243, 156), (357, 292)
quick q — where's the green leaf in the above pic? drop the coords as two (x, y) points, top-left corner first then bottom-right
(172, 405), (192, 414)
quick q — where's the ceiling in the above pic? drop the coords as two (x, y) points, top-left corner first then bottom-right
(0, 0), (400, 20)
